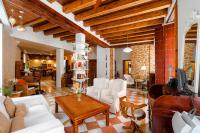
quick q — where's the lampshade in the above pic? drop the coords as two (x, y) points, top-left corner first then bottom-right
(17, 25), (26, 32)
(141, 66), (147, 70)
(123, 47), (132, 53)
(9, 16), (16, 26)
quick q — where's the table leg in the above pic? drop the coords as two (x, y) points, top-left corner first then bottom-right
(55, 102), (58, 113)
(73, 123), (78, 133)
(105, 110), (109, 126)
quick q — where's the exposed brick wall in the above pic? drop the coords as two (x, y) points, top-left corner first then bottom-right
(184, 43), (196, 79)
(110, 48), (115, 79)
(131, 45), (155, 80)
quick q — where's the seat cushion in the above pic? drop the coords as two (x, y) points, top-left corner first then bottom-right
(101, 96), (113, 104)
(0, 112), (11, 133)
(4, 97), (16, 118)
(109, 79), (123, 96)
(0, 96), (10, 119)
(25, 105), (55, 127)
(15, 104), (27, 117)
(11, 116), (25, 132)
(133, 109), (146, 120)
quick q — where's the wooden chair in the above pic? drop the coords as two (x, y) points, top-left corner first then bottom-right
(120, 96), (147, 133)
(15, 79), (36, 96)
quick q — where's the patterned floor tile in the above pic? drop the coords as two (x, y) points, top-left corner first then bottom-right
(109, 117), (122, 125)
(86, 121), (100, 130)
(85, 117), (97, 123)
(88, 128), (102, 133)
(101, 126), (117, 133)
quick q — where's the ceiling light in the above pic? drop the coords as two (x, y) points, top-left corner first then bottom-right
(123, 47), (132, 53)
(17, 25), (26, 32)
(9, 9), (16, 26)
(123, 34), (132, 53)
(17, 15), (26, 32)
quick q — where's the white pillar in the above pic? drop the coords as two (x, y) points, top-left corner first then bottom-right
(76, 33), (85, 43)
(97, 46), (110, 78)
(194, 21), (200, 93)
(56, 48), (64, 88)
(0, 24), (3, 95)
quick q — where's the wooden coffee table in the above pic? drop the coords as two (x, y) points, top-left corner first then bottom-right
(55, 94), (110, 133)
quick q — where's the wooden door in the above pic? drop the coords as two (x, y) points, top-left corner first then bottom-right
(88, 60), (97, 85)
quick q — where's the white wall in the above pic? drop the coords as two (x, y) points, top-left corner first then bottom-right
(2, 25), (21, 84)
(115, 48), (131, 78)
(178, 0), (200, 68)
(97, 46), (110, 78)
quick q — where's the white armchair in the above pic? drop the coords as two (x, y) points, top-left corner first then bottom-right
(86, 78), (109, 100)
(100, 79), (127, 113)
(124, 74), (134, 87)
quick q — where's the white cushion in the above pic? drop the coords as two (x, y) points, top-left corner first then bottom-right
(0, 96), (10, 119)
(25, 105), (54, 127)
(172, 112), (192, 133)
(101, 96), (113, 104)
(182, 111), (200, 133)
(94, 78), (109, 90)
(109, 79), (123, 96)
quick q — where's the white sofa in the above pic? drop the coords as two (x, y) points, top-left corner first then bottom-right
(0, 95), (64, 133)
(87, 78), (127, 114)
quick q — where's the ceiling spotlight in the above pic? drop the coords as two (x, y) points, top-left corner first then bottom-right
(9, 9), (16, 26)
(17, 15), (26, 32)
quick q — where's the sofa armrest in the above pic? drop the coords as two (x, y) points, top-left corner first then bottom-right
(12, 119), (64, 133)
(12, 95), (50, 111)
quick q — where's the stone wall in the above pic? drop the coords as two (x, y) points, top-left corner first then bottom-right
(184, 43), (196, 79)
(131, 45), (155, 80)
(110, 48), (115, 79)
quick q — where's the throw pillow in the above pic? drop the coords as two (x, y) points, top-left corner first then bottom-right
(15, 104), (27, 117)
(0, 112), (11, 133)
(11, 116), (25, 132)
(0, 96), (10, 119)
(4, 97), (16, 118)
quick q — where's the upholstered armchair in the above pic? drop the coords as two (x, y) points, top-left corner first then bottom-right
(124, 74), (135, 87)
(87, 78), (109, 100)
(100, 79), (127, 113)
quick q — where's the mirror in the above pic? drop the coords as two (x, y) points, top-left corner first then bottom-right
(183, 24), (197, 90)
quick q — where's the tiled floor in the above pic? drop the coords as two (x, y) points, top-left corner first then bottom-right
(41, 78), (151, 133)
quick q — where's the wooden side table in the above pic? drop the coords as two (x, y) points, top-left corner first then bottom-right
(11, 91), (23, 98)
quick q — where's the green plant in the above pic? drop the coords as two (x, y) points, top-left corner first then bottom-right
(2, 86), (13, 96)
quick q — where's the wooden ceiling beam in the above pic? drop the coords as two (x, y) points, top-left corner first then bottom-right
(60, 35), (75, 41)
(75, 0), (153, 21)
(33, 22), (58, 32)
(109, 35), (155, 44)
(84, 0), (171, 26)
(9, 0), (109, 47)
(97, 19), (163, 35)
(53, 31), (74, 38)
(63, 0), (106, 13)
(24, 18), (46, 26)
(110, 41), (154, 48)
(91, 10), (167, 31)
(44, 27), (66, 35)
(101, 26), (156, 38)
(106, 31), (155, 41)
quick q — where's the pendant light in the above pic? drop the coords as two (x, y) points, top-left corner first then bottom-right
(123, 34), (132, 53)
(17, 11), (26, 32)
(9, 9), (16, 27)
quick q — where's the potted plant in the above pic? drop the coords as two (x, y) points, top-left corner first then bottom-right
(76, 88), (82, 101)
(2, 86), (12, 96)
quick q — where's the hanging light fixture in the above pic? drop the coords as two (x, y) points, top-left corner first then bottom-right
(17, 11), (26, 32)
(123, 34), (132, 53)
(9, 9), (16, 27)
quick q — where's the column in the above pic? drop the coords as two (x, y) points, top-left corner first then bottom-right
(97, 46), (110, 78)
(194, 22), (200, 93)
(0, 24), (3, 95)
(56, 48), (64, 88)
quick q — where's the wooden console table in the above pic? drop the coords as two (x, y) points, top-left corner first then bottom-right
(55, 94), (110, 133)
